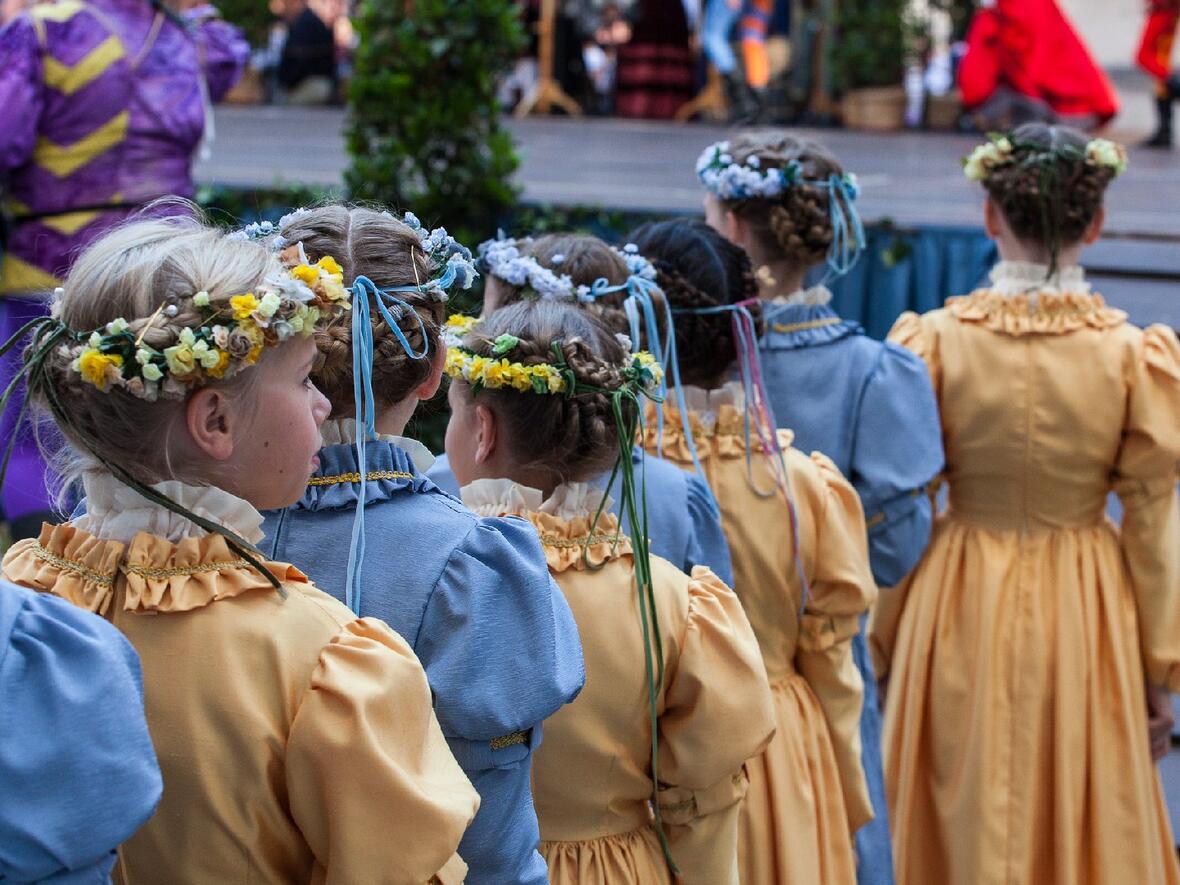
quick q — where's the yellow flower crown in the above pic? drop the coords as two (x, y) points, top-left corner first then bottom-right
(442, 314), (663, 397)
(68, 248), (349, 401)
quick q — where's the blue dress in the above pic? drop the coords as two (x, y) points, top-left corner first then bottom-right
(0, 581), (162, 884)
(759, 300), (944, 885)
(261, 437), (586, 885)
(429, 448), (735, 586)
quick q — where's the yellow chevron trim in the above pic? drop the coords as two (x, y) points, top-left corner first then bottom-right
(42, 209), (101, 235)
(29, 0), (84, 24)
(34, 111), (129, 178)
(5, 198), (31, 216)
(0, 255), (62, 295)
(43, 35), (125, 95)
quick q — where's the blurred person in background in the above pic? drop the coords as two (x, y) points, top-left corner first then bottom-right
(0, 0), (247, 539)
(1138, 0), (1180, 148)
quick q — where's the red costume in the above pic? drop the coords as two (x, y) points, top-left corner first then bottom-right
(959, 0), (1118, 124)
(1138, 0), (1179, 83)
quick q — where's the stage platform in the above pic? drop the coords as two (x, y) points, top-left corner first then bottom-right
(195, 106), (1180, 328)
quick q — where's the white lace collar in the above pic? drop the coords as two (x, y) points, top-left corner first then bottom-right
(679, 381), (746, 434)
(74, 471), (264, 545)
(769, 284), (833, 307)
(460, 478), (612, 520)
(319, 417), (436, 472)
(988, 261), (1090, 297)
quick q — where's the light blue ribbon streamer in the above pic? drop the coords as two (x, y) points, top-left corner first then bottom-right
(343, 274), (432, 615)
(819, 173), (866, 283)
(582, 273), (709, 484)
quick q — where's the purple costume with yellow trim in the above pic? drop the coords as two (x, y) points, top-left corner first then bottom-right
(0, 0), (246, 524)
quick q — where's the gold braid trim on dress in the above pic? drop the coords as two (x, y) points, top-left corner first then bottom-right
(30, 542), (260, 582)
(771, 316), (844, 335)
(539, 532), (626, 550)
(489, 730), (530, 751)
(30, 542), (116, 586)
(122, 559), (254, 579)
(308, 470), (414, 487)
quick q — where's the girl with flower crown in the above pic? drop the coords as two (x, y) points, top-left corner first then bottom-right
(428, 232), (735, 589)
(628, 217), (878, 885)
(258, 205), (586, 885)
(697, 129), (943, 885)
(0, 214), (478, 883)
(444, 298), (775, 884)
(872, 123), (1180, 885)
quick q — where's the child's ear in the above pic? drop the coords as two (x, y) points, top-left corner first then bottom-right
(415, 344), (445, 401)
(725, 210), (746, 248)
(185, 387), (235, 461)
(983, 196), (1003, 239)
(1082, 206), (1105, 245)
(474, 403), (498, 465)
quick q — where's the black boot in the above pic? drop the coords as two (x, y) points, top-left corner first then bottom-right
(724, 72), (761, 126)
(1143, 96), (1174, 149)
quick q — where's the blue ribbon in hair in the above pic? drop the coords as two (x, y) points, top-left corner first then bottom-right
(673, 298), (812, 614)
(580, 272), (708, 483)
(819, 173), (866, 282)
(343, 274), (432, 615)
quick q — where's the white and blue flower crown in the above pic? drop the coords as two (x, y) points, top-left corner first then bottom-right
(231, 208), (479, 300)
(478, 234), (657, 303)
(695, 140), (861, 203)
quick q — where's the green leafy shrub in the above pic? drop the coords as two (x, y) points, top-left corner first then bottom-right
(345, 0), (526, 247)
(213, 0), (273, 47)
(831, 0), (907, 91)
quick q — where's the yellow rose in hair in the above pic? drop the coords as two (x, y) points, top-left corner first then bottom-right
(290, 264), (319, 286)
(163, 341), (196, 377)
(78, 349), (123, 391)
(546, 368), (565, 394)
(230, 293), (261, 320)
(206, 349), (232, 379)
(316, 256), (343, 277)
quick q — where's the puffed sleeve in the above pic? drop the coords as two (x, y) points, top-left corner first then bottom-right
(655, 567), (775, 885)
(851, 333), (944, 586)
(794, 454), (877, 832)
(0, 16), (43, 173)
(0, 584), (162, 884)
(684, 472), (736, 586)
(183, 5), (248, 102)
(1114, 325), (1180, 693)
(286, 617), (479, 885)
(418, 517), (584, 740)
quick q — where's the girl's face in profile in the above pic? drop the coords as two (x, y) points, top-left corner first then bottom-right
(223, 335), (331, 511)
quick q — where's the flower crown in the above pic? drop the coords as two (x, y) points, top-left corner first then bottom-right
(442, 314), (663, 397)
(232, 208), (478, 298)
(66, 247), (348, 401)
(963, 134), (1129, 183)
(695, 140), (861, 202)
(477, 235), (658, 303)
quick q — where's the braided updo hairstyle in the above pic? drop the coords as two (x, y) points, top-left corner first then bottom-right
(981, 123), (1115, 249)
(33, 212), (279, 492)
(721, 131), (845, 267)
(494, 234), (650, 338)
(628, 219), (760, 388)
(279, 205), (444, 419)
(455, 300), (635, 486)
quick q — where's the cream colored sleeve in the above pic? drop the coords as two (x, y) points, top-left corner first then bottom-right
(655, 567), (776, 885)
(1115, 325), (1180, 694)
(794, 453), (878, 833)
(286, 616), (479, 884)
(887, 310), (942, 394)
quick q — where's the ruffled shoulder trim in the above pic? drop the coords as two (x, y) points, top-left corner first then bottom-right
(760, 303), (862, 350)
(1, 523), (305, 615)
(1142, 324), (1180, 382)
(947, 289), (1127, 337)
(524, 510), (632, 573)
(643, 401), (750, 465)
(886, 310), (931, 359)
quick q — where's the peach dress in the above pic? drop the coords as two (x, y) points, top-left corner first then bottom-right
(462, 480), (776, 885)
(645, 384), (877, 885)
(3, 475), (478, 884)
(873, 263), (1180, 885)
